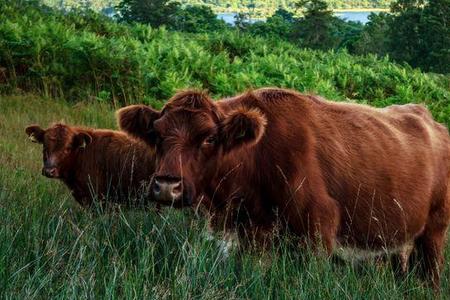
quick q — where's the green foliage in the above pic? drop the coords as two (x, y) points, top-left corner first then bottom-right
(388, 0), (450, 73)
(388, 2), (424, 67)
(292, 0), (342, 50)
(41, 0), (121, 11)
(172, 5), (229, 33)
(234, 12), (251, 31)
(39, 0), (394, 18)
(247, 9), (295, 39)
(115, 1), (230, 33)
(352, 12), (391, 56)
(116, 0), (180, 27)
(177, 0), (393, 17)
(419, 0), (450, 74)
(0, 1), (448, 116)
(241, 5), (364, 52)
(355, 0), (450, 73)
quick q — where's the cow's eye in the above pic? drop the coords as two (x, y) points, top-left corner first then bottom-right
(149, 130), (162, 145)
(202, 135), (217, 146)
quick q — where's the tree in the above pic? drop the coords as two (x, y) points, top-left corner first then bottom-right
(247, 8), (295, 39)
(417, 0), (450, 73)
(172, 5), (228, 33)
(234, 12), (250, 31)
(388, 0), (450, 73)
(292, 0), (340, 50)
(352, 12), (391, 56)
(332, 19), (364, 52)
(388, 0), (423, 67)
(273, 7), (295, 22)
(116, 0), (180, 27)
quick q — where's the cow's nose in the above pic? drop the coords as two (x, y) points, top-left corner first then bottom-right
(43, 167), (57, 178)
(152, 178), (182, 202)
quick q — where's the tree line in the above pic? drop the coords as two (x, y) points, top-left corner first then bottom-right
(12, 0), (450, 74)
(177, 0), (392, 17)
(114, 0), (449, 74)
(42, 0), (393, 16)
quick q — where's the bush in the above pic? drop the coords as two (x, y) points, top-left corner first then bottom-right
(0, 1), (448, 124)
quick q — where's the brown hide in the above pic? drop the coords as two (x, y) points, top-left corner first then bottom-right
(26, 123), (155, 207)
(118, 88), (450, 289)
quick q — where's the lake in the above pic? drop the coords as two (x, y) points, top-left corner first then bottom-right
(218, 11), (378, 25)
(334, 11), (376, 23)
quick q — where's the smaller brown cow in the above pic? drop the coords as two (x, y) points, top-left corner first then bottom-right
(26, 123), (155, 207)
(117, 88), (450, 290)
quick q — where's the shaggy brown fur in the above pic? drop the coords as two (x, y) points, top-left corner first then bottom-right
(117, 88), (450, 290)
(26, 123), (155, 207)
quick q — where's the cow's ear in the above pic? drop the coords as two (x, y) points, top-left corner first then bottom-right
(73, 132), (92, 149)
(220, 107), (267, 153)
(116, 105), (161, 145)
(25, 125), (45, 144)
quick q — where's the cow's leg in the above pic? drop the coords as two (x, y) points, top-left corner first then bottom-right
(277, 167), (339, 255)
(284, 192), (339, 255)
(204, 217), (240, 258)
(390, 242), (413, 279)
(306, 197), (340, 255)
(413, 192), (450, 292)
(414, 224), (447, 291)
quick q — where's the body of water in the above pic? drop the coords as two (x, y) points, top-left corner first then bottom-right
(218, 13), (264, 24)
(334, 11), (376, 23)
(218, 11), (377, 25)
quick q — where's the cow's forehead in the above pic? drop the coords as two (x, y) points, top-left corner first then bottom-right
(44, 125), (72, 147)
(157, 108), (217, 133)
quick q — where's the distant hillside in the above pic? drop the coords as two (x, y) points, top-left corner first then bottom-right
(179, 0), (393, 13)
(42, 0), (393, 14)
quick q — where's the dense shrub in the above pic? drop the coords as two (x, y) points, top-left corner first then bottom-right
(0, 2), (449, 123)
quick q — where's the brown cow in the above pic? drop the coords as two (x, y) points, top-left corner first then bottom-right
(26, 123), (155, 208)
(117, 88), (450, 289)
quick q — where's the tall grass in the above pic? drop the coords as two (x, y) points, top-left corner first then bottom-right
(1, 2), (450, 298)
(1, 95), (448, 298)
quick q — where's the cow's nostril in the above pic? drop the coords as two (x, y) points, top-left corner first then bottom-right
(43, 167), (57, 178)
(172, 182), (182, 194)
(153, 181), (161, 194)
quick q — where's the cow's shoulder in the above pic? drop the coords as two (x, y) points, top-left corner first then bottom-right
(252, 87), (300, 101)
(384, 103), (433, 120)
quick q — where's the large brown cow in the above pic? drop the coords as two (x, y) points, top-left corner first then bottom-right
(117, 88), (450, 289)
(26, 123), (155, 208)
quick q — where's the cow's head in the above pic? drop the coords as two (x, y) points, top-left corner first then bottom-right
(117, 91), (267, 207)
(25, 123), (92, 179)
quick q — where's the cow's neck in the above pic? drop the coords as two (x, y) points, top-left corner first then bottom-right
(62, 145), (92, 192)
(203, 153), (260, 220)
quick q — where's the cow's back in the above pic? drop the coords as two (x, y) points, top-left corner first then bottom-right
(72, 130), (155, 205)
(220, 88), (450, 250)
(310, 99), (449, 249)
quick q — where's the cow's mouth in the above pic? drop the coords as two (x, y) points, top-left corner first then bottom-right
(151, 178), (193, 208)
(42, 167), (60, 178)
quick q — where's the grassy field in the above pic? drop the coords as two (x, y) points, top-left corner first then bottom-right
(1, 94), (449, 299)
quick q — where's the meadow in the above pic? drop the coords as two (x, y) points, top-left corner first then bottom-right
(1, 2), (450, 299)
(1, 95), (449, 299)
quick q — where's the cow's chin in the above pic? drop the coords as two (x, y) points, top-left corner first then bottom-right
(154, 194), (193, 208)
(153, 187), (194, 209)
